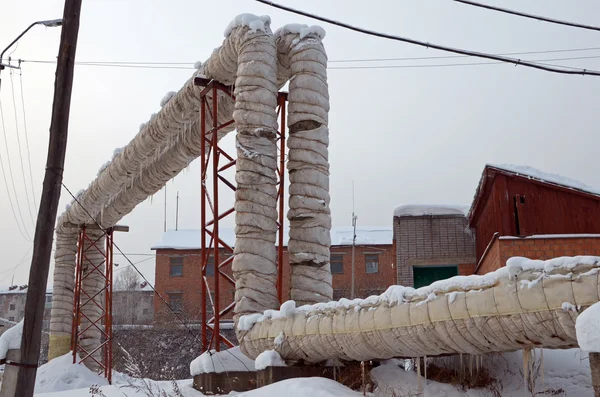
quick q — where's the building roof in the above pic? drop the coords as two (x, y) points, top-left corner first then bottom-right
(393, 204), (469, 218)
(0, 285), (52, 294)
(151, 227), (393, 250)
(468, 163), (600, 223)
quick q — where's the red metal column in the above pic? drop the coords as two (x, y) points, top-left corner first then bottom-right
(276, 92), (288, 303)
(70, 226), (114, 383)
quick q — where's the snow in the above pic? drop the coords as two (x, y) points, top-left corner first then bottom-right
(0, 320), (22, 359)
(234, 377), (361, 397)
(255, 350), (287, 371)
(489, 163), (600, 197)
(500, 234), (600, 240)
(274, 23), (326, 40)
(394, 204), (470, 217)
(274, 332), (285, 348)
(151, 227), (392, 250)
(35, 352), (109, 393)
(224, 14), (271, 37)
(112, 147), (123, 160)
(194, 61), (203, 69)
(506, 255), (599, 277)
(160, 91), (176, 107)
(239, 256), (600, 330)
(189, 346), (255, 375)
(280, 300), (296, 317)
(562, 302), (579, 312)
(371, 348), (593, 396)
(577, 301), (600, 353)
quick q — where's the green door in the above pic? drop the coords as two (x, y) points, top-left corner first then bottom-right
(413, 265), (458, 289)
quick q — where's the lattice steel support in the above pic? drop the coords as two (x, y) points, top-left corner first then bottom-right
(71, 226), (114, 383)
(197, 78), (288, 352)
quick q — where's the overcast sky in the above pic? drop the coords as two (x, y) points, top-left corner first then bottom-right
(2, 0), (600, 286)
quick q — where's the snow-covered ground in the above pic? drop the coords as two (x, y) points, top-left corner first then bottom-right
(33, 348), (592, 396)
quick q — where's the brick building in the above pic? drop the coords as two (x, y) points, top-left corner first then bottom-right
(393, 205), (476, 288)
(469, 164), (600, 274)
(151, 227), (394, 321)
(0, 286), (53, 329)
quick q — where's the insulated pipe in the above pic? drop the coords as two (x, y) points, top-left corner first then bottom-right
(48, 230), (78, 360)
(238, 260), (600, 362)
(276, 26), (332, 306)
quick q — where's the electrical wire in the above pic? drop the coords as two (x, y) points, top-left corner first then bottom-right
(253, 0), (600, 76)
(454, 0), (600, 32)
(6, 46), (600, 66)
(0, 246), (32, 284)
(13, 52), (600, 72)
(0, 99), (32, 241)
(18, 67), (37, 211)
(8, 69), (35, 226)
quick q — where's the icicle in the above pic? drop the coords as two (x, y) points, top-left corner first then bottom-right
(523, 349), (531, 390)
(459, 353), (463, 377)
(416, 358), (423, 394)
(424, 356), (427, 387)
(541, 348), (545, 388)
(470, 354), (473, 378)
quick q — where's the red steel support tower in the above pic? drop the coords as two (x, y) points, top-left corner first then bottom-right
(196, 76), (287, 352)
(71, 225), (124, 383)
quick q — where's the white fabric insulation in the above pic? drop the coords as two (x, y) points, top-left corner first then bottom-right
(276, 27), (332, 306)
(238, 260), (600, 362)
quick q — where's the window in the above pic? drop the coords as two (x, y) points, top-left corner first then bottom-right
(365, 254), (379, 274)
(330, 254), (344, 274)
(333, 289), (345, 300)
(142, 308), (149, 315)
(8, 317), (14, 322)
(206, 255), (215, 277)
(170, 257), (184, 277)
(168, 293), (184, 313)
(9, 304), (15, 311)
(46, 295), (52, 303)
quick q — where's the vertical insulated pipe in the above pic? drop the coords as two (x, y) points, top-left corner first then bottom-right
(224, 24), (281, 317)
(48, 229), (78, 360)
(277, 27), (333, 306)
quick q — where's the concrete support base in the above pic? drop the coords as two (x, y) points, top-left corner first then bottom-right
(0, 349), (20, 397)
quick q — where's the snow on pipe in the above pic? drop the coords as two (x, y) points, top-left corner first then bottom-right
(238, 257), (600, 362)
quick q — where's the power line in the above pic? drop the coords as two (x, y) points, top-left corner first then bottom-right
(13, 54), (600, 72)
(0, 246), (32, 284)
(18, 67), (37, 211)
(454, 0), (600, 32)
(253, 0), (600, 76)
(6, 46), (600, 66)
(0, 99), (32, 241)
(327, 47), (600, 63)
(328, 55), (600, 71)
(8, 69), (35, 226)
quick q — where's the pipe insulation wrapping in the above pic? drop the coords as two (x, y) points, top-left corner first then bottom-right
(276, 26), (332, 307)
(48, 230), (78, 360)
(238, 260), (600, 362)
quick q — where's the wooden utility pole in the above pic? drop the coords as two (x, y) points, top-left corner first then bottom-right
(15, 0), (82, 395)
(590, 353), (600, 397)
